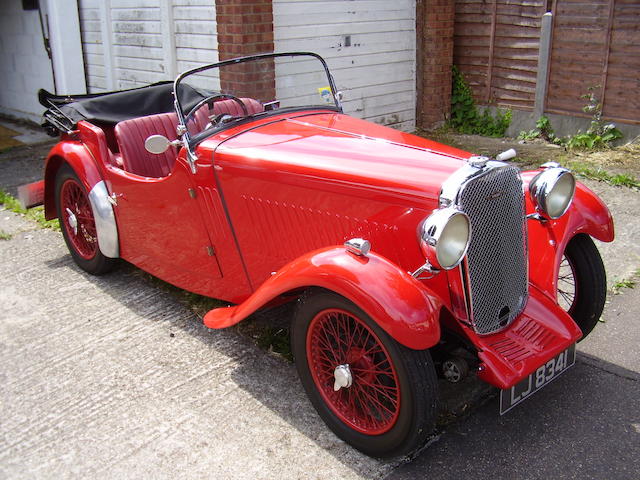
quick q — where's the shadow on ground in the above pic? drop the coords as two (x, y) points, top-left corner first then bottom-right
(385, 355), (640, 480)
(42, 249), (496, 474)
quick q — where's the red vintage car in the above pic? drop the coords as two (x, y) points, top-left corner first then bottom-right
(35, 52), (613, 458)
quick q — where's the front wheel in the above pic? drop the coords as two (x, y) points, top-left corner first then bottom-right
(55, 165), (115, 275)
(557, 234), (606, 340)
(291, 291), (438, 458)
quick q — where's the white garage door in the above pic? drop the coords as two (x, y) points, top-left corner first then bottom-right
(78, 0), (220, 92)
(273, 0), (417, 131)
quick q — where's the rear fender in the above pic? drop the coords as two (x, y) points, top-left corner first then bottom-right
(524, 173), (614, 296)
(203, 247), (443, 350)
(44, 133), (119, 258)
(44, 121), (112, 220)
(43, 141), (104, 220)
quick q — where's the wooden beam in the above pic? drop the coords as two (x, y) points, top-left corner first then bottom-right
(485, 0), (498, 103)
(600, 0), (616, 114)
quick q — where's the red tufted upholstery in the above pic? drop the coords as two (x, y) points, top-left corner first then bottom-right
(114, 98), (264, 177)
(115, 112), (180, 178)
(212, 98), (264, 116)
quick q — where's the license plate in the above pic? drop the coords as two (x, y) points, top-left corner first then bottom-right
(500, 344), (576, 415)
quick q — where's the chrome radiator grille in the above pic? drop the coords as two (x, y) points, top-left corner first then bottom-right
(457, 166), (528, 334)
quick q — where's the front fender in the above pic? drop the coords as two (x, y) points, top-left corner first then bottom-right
(524, 172), (614, 296)
(203, 247), (443, 350)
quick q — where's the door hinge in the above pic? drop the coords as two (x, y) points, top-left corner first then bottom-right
(188, 188), (197, 199)
(106, 192), (122, 206)
(206, 245), (215, 256)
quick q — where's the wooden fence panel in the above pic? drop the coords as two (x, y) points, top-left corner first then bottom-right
(546, 0), (640, 124)
(453, 0), (639, 124)
(601, 0), (640, 122)
(454, 0), (493, 96)
(546, 0), (611, 115)
(454, 0), (545, 111)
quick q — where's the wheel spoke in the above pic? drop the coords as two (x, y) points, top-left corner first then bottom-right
(306, 307), (401, 435)
(354, 382), (396, 419)
(557, 254), (577, 312)
(60, 179), (98, 260)
(356, 379), (399, 405)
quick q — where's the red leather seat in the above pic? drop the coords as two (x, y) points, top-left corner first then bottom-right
(212, 98), (264, 116)
(114, 98), (264, 178)
(115, 112), (180, 178)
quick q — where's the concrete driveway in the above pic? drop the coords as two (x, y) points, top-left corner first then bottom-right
(1, 138), (638, 479)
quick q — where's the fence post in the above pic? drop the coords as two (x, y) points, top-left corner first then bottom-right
(534, 12), (553, 119)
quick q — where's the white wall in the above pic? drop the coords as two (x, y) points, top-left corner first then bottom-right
(78, 0), (220, 93)
(273, 0), (417, 131)
(0, 1), (55, 122)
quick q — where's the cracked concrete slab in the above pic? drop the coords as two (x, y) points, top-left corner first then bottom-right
(580, 178), (640, 288)
(579, 285), (640, 374)
(0, 207), (394, 479)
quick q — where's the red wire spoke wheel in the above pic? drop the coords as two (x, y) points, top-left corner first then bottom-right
(291, 291), (438, 458)
(60, 178), (98, 260)
(55, 165), (115, 275)
(557, 254), (577, 313)
(558, 234), (606, 340)
(306, 308), (400, 435)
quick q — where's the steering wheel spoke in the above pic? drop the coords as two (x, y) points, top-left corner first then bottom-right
(184, 93), (249, 128)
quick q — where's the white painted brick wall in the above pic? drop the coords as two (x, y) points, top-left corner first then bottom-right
(273, 0), (417, 131)
(0, 2), (55, 122)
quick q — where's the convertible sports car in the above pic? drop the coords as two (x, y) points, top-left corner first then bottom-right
(35, 52), (613, 458)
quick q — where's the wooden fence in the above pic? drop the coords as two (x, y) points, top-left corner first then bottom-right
(453, 0), (640, 125)
(546, 0), (640, 125)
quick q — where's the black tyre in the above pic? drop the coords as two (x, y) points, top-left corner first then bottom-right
(55, 165), (115, 275)
(291, 291), (439, 458)
(557, 234), (606, 340)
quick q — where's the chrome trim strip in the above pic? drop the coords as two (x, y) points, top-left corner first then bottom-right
(88, 181), (120, 258)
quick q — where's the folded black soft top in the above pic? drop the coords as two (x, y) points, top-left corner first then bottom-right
(39, 81), (209, 135)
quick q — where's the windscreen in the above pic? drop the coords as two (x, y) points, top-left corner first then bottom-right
(175, 53), (339, 139)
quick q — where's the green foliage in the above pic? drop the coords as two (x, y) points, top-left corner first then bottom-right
(518, 89), (623, 150)
(612, 278), (635, 295)
(0, 189), (60, 230)
(255, 327), (293, 362)
(449, 66), (511, 137)
(517, 116), (563, 144)
(0, 229), (12, 240)
(566, 161), (640, 189)
(566, 86), (623, 150)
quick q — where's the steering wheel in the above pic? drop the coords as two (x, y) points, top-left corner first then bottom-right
(184, 93), (249, 127)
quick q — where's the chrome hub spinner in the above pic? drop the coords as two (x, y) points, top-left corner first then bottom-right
(333, 364), (353, 391)
(66, 207), (78, 235)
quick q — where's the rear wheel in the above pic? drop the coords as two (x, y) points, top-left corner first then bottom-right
(557, 234), (606, 340)
(291, 291), (438, 458)
(55, 165), (115, 275)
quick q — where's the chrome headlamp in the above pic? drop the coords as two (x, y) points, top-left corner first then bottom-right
(419, 208), (471, 270)
(529, 167), (575, 220)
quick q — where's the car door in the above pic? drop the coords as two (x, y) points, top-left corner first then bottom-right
(105, 153), (223, 297)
